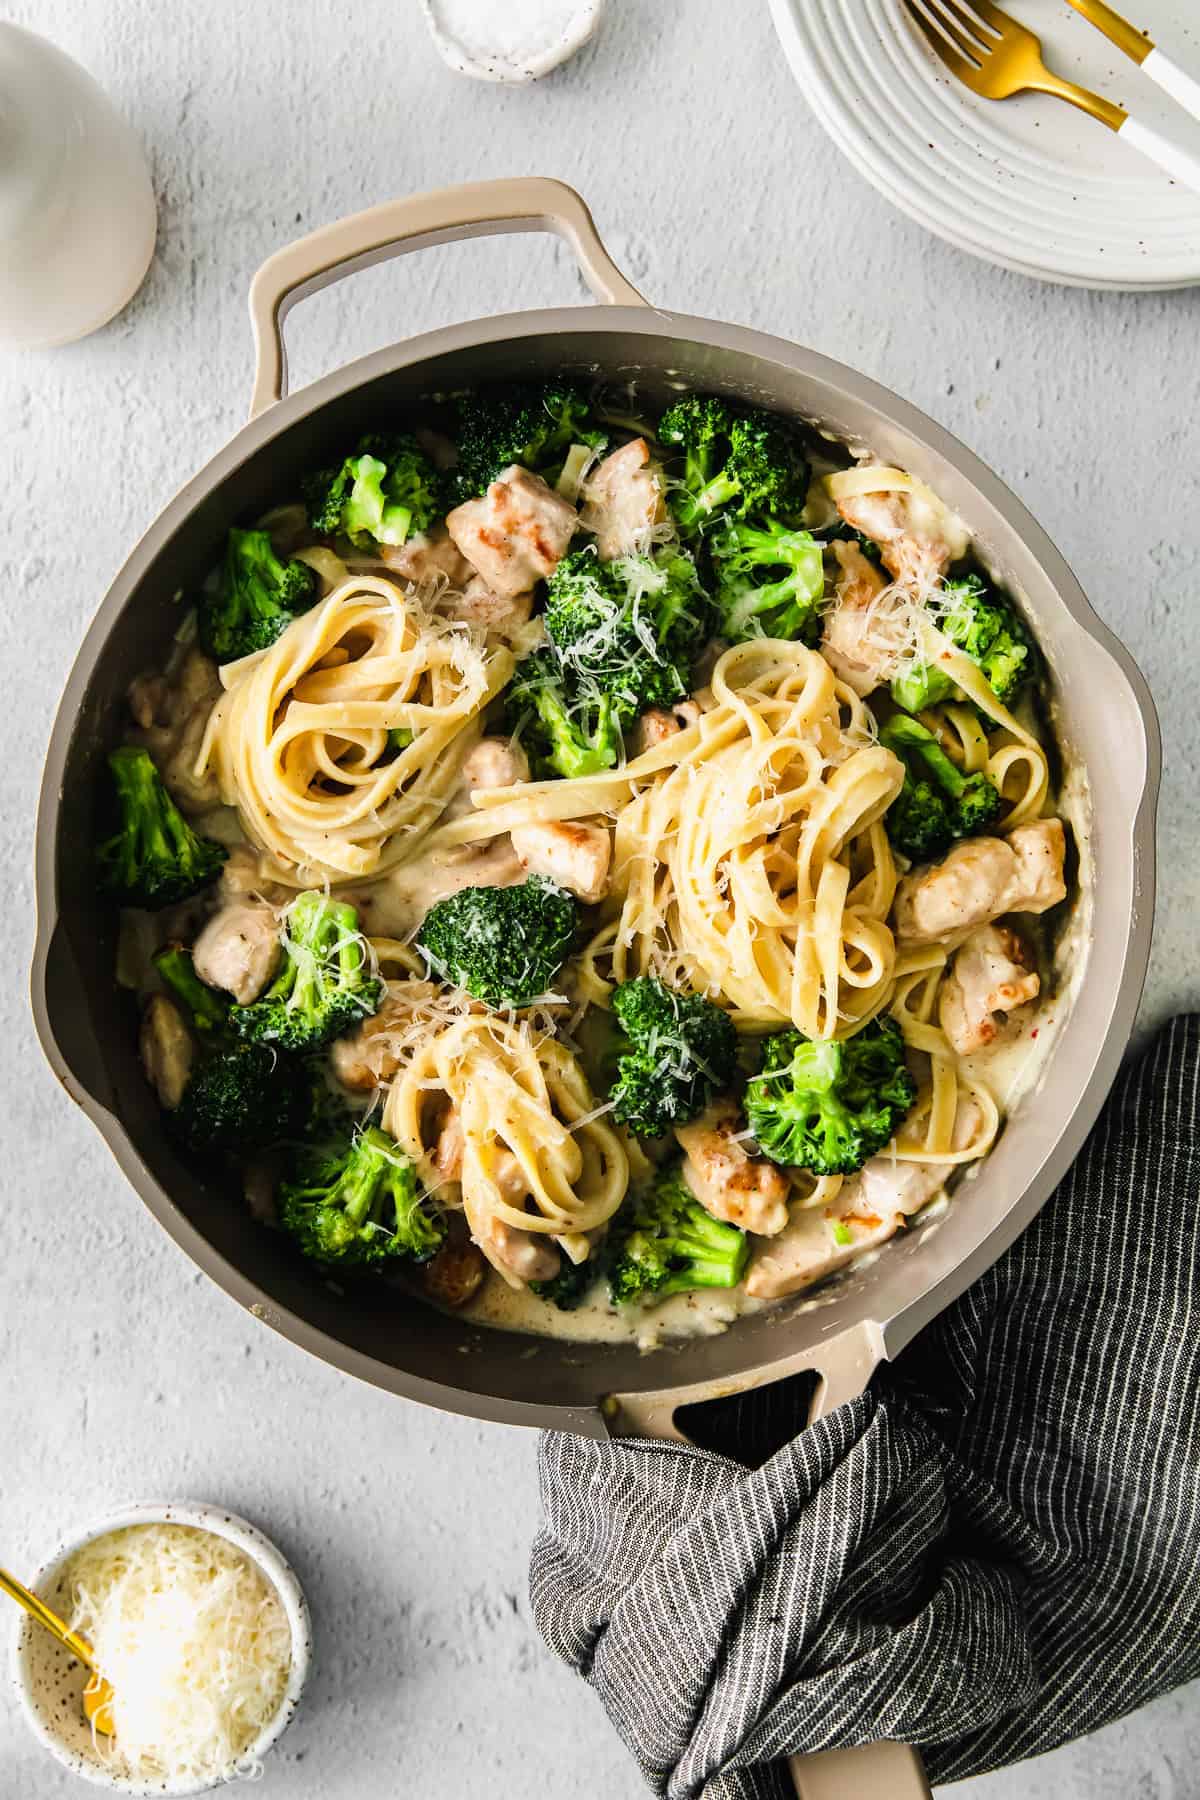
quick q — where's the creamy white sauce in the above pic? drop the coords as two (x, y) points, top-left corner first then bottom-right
(461, 1264), (764, 1351)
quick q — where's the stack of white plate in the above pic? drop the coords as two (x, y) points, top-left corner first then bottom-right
(769, 0), (1200, 289)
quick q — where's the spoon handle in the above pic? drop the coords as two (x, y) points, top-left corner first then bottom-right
(0, 1565), (96, 1668)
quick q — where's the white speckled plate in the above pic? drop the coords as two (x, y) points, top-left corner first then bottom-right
(768, 0), (1200, 289)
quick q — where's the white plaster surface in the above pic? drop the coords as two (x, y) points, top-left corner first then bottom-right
(1, 1), (1197, 1795)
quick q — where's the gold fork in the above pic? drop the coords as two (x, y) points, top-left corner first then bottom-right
(902, 0), (1200, 194)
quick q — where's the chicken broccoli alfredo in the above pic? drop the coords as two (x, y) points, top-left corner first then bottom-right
(101, 383), (1068, 1343)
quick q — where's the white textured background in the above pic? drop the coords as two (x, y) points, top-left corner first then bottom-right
(2, 1), (1198, 1795)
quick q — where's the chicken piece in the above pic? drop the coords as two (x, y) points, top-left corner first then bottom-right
(191, 902), (281, 1005)
(217, 843), (289, 906)
(461, 1141), (562, 1284)
(836, 486), (967, 593)
(139, 994), (193, 1110)
(510, 819), (612, 904)
(446, 465), (578, 599)
(894, 819), (1067, 946)
(820, 541), (896, 697)
(438, 575), (535, 637)
(421, 1237), (487, 1309)
(379, 523), (474, 588)
(330, 978), (443, 1092)
(355, 839), (526, 940)
(894, 837), (1016, 945)
(129, 648), (223, 814)
(460, 736), (529, 793)
(433, 1107), (466, 1184)
(632, 699), (702, 754)
(675, 1101), (791, 1238)
(579, 438), (667, 558)
(747, 1101), (982, 1299)
(474, 1213), (561, 1284)
(939, 924), (1040, 1056)
(127, 672), (169, 731)
(1008, 820), (1068, 915)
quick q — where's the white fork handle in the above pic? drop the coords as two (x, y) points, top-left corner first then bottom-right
(1142, 46), (1200, 127)
(1117, 115), (1200, 195)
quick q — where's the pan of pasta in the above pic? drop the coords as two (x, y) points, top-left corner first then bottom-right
(32, 179), (1159, 1446)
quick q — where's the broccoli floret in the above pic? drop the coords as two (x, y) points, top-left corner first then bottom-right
(607, 1164), (749, 1306)
(658, 395), (810, 535)
(198, 528), (317, 662)
(150, 942), (302, 1156)
(153, 945), (228, 1034)
(880, 713), (1002, 862)
(278, 1126), (444, 1267)
(745, 1017), (916, 1177)
(544, 548), (712, 713)
(510, 650), (623, 779)
(531, 1254), (603, 1311)
(608, 977), (739, 1138)
(453, 381), (606, 500)
(891, 572), (1036, 713)
(305, 432), (444, 547)
(230, 891), (382, 1051)
(511, 548), (712, 779)
(97, 747), (227, 911)
(173, 1042), (300, 1158)
(709, 517), (825, 643)
(417, 877), (578, 1009)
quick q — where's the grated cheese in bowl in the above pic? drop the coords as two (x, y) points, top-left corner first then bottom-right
(60, 1520), (295, 1788)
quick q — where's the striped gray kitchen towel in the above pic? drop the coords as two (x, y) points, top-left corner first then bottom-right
(530, 1015), (1200, 1798)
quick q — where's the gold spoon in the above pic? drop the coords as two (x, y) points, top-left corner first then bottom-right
(0, 1565), (115, 1735)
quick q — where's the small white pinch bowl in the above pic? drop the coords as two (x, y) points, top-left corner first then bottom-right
(420, 0), (605, 83)
(9, 1501), (312, 1795)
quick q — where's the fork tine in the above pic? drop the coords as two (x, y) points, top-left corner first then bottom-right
(901, 0), (981, 76)
(925, 0), (997, 53)
(958, 0), (1011, 34)
(911, 0), (985, 66)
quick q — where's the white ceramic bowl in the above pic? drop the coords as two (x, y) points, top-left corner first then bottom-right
(9, 1501), (312, 1796)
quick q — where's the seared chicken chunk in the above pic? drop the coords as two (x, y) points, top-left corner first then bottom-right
(820, 541), (895, 697)
(1008, 820), (1069, 915)
(473, 1212), (561, 1284)
(579, 438), (668, 558)
(438, 574), (534, 637)
(217, 843), (289, 907)
(747, 1101), (982, 1299)
(330, 978), (443, 1092)
(128, 648), (222, 815)
(835, 486), (966, 593)
(191, 902), (281, 1005)
(457, 1136), (562, 1285)
(139, 994), (193, 1110)
(510, 819), (611, 904)
(675, 1101), (791, 1238)
(460, 736), (529, 793)
(354, 839), (525, 940)
(446, 465), (578, 599)
(632, 699), (701, 754)
(421, 1237), (487, 1309)
(894, 820), (1067, 945)
(939, 924), (1040, 1056)
(380, 523), (474, 589)
(433, 1106), (467, 1184)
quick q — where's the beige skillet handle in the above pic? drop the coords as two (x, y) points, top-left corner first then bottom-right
(607, 1320), (932, 1800)
(247, 176), (648, 419)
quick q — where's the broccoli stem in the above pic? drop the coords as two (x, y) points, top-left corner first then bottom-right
(154, 945), (228, 1032)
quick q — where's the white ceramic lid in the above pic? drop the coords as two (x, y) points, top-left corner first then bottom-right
(768, 0), (1200, 290)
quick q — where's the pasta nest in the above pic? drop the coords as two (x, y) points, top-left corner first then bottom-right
(199, 576), (513, 880)
(383, 1013), (630, 1282)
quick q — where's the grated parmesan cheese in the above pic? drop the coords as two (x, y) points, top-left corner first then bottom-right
(64, 1523), (293, 1785)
